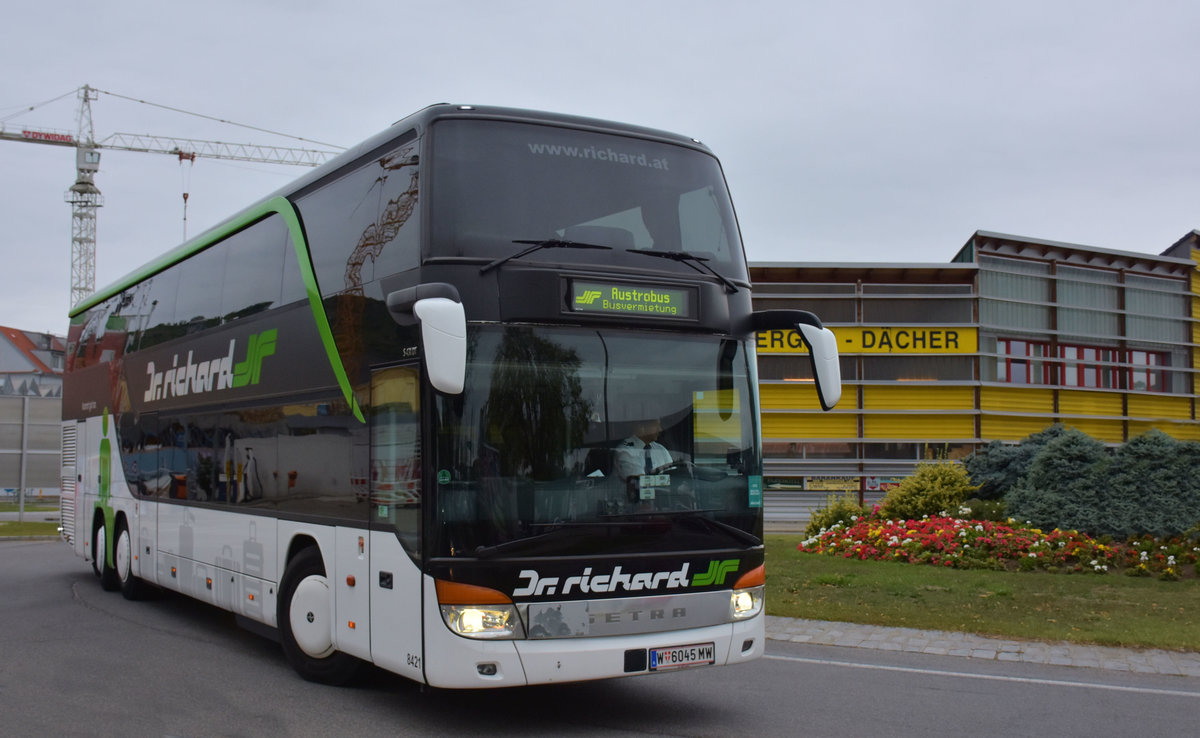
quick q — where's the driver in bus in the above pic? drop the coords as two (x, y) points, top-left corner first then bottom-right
(614, 418), (674, 482)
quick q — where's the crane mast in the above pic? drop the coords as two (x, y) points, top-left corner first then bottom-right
(65, 85), (101, 309)
(0, 85), (341, 310)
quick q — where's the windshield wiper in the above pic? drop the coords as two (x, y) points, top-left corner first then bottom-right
(626, 249), (739, 293)
(480, 238), (613, 274)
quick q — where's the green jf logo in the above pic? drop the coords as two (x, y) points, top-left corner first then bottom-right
(692, 559), (739, 586)
(233, 329), (277, 388)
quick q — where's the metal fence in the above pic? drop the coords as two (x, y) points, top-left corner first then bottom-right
(0, 396), (61, 507)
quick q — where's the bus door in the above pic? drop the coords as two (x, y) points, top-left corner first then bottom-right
(367, 365), (425, 679)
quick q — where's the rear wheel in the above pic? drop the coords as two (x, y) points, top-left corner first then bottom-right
(277, 546), (362, 685)
(93, 521), (119, 592)
(115, 520), (149, 600)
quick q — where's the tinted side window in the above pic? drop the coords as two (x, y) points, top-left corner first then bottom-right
(174, 244), (226, 335)
(297, 135), (420, 296)
(136, 269), (181, 349)
(220, 216), (288, 322)
(72, 300), (112, 369)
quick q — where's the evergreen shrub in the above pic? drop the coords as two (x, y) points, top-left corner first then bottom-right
(879, 461), (979, 521)
(963, 424), (1069, 499)
(1004, 428), (1108, 532)
(803, 492), (864, 538)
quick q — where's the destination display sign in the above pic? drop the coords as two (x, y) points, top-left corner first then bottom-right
(757, 326), (978, 355)
(569, 280), (695, 319)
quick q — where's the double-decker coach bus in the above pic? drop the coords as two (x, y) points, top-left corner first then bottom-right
(61, 104), (841, 687)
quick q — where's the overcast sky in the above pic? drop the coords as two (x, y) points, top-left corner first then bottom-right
(2, 0), (1198, 333)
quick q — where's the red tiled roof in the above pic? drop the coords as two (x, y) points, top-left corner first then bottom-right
(0, 325), (57, 374)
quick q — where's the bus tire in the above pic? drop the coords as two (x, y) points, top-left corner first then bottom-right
(93, 521), (119, 592)
(277, 546), (362, 685)
(115, 519), (149, 601)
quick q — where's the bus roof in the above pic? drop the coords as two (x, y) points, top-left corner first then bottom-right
(72, 104), (712, 317)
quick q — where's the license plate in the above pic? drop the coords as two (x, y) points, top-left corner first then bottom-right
(649, 642), (715, 671)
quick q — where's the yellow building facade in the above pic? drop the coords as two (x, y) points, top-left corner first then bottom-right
(753, 230), (1200, 522)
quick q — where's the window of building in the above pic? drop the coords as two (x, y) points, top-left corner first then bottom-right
(996, 339), (1053, 385)
(762, 442), (858, 459)
(1128, 349), (1170, 392)
(1058, 344), (1119, 389)
(996, 339), (1173, 393)
(862, 442), (918, 460)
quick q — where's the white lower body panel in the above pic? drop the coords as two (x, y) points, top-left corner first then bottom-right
(420, 581), (764, 689)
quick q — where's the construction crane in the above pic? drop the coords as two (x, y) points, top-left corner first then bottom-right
(0, 85), (343, 308)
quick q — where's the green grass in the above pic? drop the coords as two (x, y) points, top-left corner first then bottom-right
(0, 521), (61, 537)
(766, 535), (1200, 652)
(0, 502), (57, 513)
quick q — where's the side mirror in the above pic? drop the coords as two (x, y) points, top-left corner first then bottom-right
(386, 283), (466, 394)
(747, 309), (842, 411)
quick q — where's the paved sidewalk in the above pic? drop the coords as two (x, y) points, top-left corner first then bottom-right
(765, 615), (1200, 678)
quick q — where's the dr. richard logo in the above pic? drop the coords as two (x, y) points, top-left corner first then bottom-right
(143, 329), (277, 403)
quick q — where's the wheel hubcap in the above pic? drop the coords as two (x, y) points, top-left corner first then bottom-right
(96, 527), (107, 572)
(290, 575), (334, 658)
(116, 530), (132, 582)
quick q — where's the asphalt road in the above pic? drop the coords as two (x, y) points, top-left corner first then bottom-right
(3, 540), (1197, 737)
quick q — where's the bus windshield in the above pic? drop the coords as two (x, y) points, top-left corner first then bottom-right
(429, 119), (748, 283)
(431, 326), (762, 558)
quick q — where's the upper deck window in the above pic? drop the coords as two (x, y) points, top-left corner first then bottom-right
(429, 119), (747, 282)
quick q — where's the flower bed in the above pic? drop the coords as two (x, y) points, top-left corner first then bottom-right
(797, 508), (1200, 580)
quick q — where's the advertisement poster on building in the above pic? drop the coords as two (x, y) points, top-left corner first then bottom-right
(805, 476), (859, 492)
(864, 477), (903, 491)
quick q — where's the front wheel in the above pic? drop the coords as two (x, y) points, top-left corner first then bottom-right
(277, 546), (362, 685)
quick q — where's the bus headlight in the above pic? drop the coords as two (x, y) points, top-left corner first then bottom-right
(730, 585), (765, 620)
(435, 578), (525, 639)
(440, 604), (525, 639)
